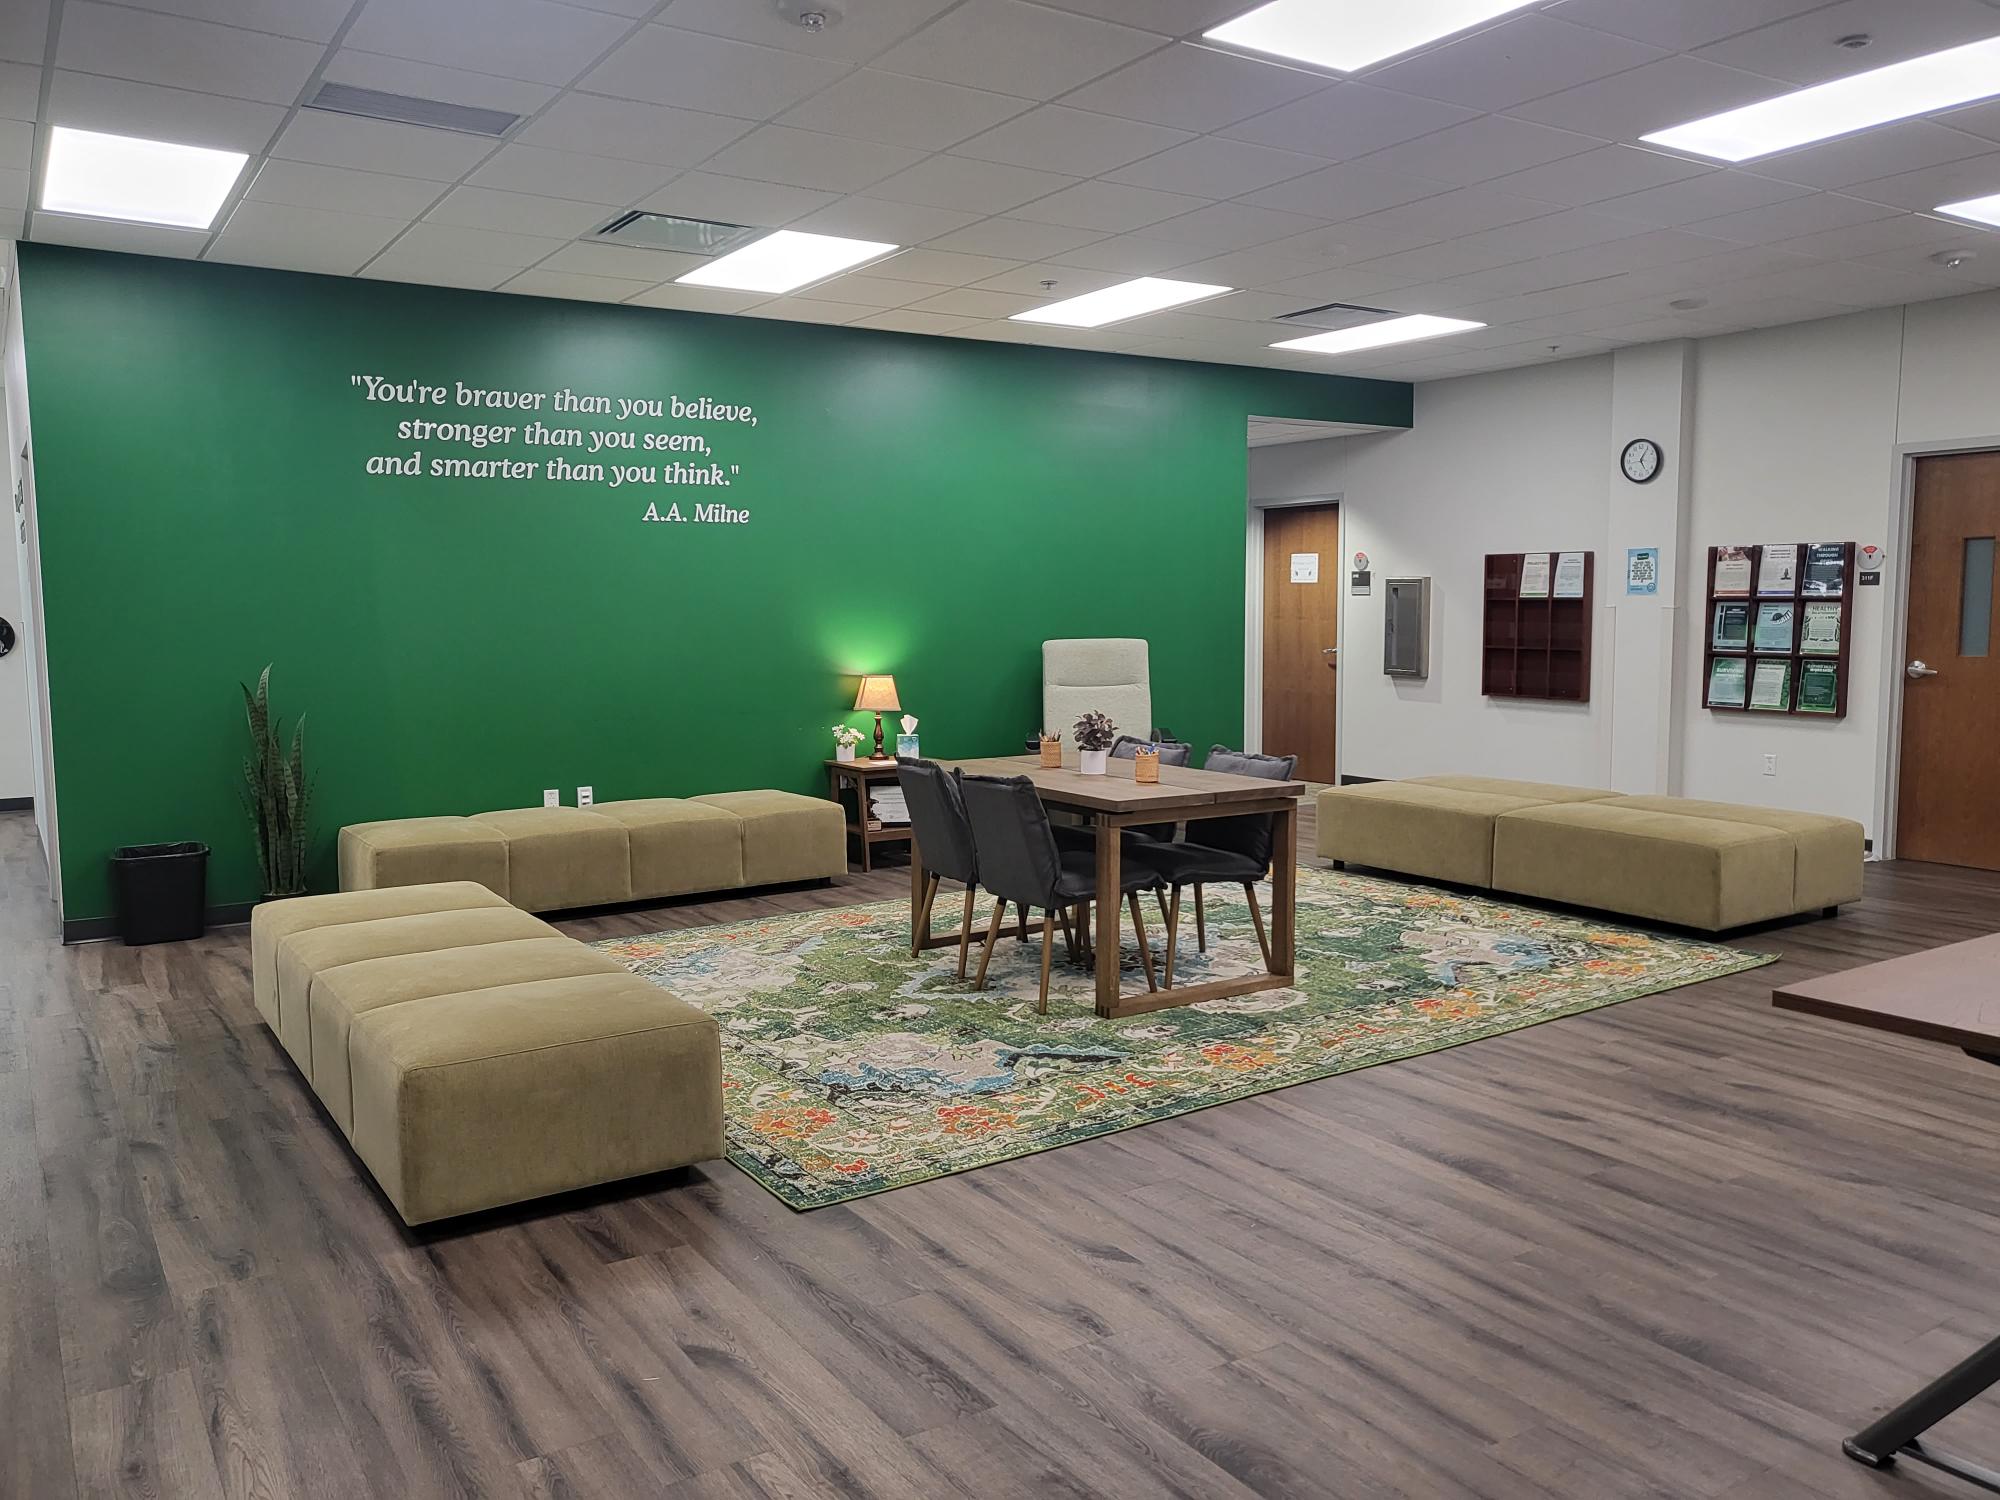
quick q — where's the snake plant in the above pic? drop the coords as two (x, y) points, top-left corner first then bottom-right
(241, 665), (310, 898)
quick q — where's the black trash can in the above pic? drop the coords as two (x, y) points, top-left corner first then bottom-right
(111, 842), (209, 945)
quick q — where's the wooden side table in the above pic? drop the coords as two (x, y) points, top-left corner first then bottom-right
(825, 758), (909, 873)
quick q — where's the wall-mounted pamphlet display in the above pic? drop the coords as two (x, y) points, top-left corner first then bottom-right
(1483, 551), (1593, 703)
(1702, 541), (1856, 718)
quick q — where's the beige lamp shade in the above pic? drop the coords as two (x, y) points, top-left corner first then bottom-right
(853, 675), (900, 712)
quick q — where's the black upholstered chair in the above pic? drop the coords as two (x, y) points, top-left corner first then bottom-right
(1052, 734), (1193, 858)
(957, 772), (1165, 1012)
(1127, 746), (1298, 987)
(897, 759), (982, 980)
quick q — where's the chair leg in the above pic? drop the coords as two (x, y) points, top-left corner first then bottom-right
(1038, 912), (1055, 1015)
(974, 898), (1007, 991)
(1154, 888), (1169, 929)
(1057, 905), (1077, 962)
(1195, 885), (1207, 952)
(1164, 886), (1181, 989)
(913, 872), (940, 957)
(956, 885), (974, 982)
(1075, 898), (1090, 964)
(1127, 892), (1158, 993)
(1018, 903), (1029, 942)
(1243, 883), (1273, 969)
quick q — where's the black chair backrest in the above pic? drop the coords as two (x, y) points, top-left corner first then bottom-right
(1110, 735), (1192, 766)
(1196, 747), (1300, 869)
(896, 759), (976, 885)
(957, 773), (1062, 910)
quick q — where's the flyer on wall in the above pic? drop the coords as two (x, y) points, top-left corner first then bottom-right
(1553, 552), (1587, 598)
(1798, 659), (1840, 713)
(1753, 602), (1797, 652)
(1519, 552), (1551, 598)
(1708, 657), (1748, 707)
(1712, 600), (1750, 649)
(1750, 659), (1793, 711)
(1713, 546), (1753, 596)
(1801, 600), (1843, 654)
(1757, 543), (1800, 595)
(1804, 543), (1847, 596)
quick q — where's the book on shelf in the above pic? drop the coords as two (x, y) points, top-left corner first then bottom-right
(1749, 659), (1793, 711)
(1803, 542), (1847, 596)
(1708, 656), (1748, 708)
(1757, 543), (1800, 596)
(1712, 601), (1750, 650)
(1753, 601), (1797, 652)
(1797, 659), (1840, 714)
(1519, 552), (1551, 598)
(1800, 600), (1843, 655)
(1713, 546), (1753, 596)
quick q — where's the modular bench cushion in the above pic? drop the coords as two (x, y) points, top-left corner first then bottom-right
(338, 791), (844, 912)
(251, 882), (723, 1224)
(1316, 776), (1863, 932)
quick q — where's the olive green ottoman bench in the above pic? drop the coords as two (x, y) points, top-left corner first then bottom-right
(338, 790), (844, 913)
(251, 881), (723, 1225)
(1317, 776), (1863, 932)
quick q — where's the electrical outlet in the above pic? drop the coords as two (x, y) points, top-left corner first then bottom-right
(577, 785), (593, 807)
(543, 788), (559, 807)
(1761, 754), (1777, 777)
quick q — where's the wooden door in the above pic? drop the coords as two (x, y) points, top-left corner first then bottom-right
(1261, 503), (1339, 783)
(1897, 453), (2000, 869)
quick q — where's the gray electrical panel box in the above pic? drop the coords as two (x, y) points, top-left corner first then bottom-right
(1384, 577), (1431, 679)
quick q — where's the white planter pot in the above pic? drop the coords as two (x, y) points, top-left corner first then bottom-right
(1079, 749), (1109, 776)
(835, 744), (857, 762)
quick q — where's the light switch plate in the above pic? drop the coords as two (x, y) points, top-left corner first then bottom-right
(577, 785), (593, 807)
(543, 788), (559, 807)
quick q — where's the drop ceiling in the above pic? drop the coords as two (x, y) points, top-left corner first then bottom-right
(10, 0), (2000, 382)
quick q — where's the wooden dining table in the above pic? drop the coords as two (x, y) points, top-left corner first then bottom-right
(916, 754), (1307, 1019)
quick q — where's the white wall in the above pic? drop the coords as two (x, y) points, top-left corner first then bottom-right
(0, 247), (36, 808)
(1250, 284), (2000, 849)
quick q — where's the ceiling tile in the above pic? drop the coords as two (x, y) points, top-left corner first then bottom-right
(345, 0), (633, 87)
(849, 308), (985, 334)
(971, 261), (1129, 295)
(0, 166), (25, 212)
(427, 185), (612, 238)
(319, 49), (558, 119)
(748, 299), (875, 324)
(536, 241), (704, 279)
(468, 144), (676, 206)
(1139, 201), (1327, 254)
(1240, 162), (1450, 220)
(504, 268), (655, 301)
(1008, 179), (1210, 232)
(659, 0), (961, 60)
(270, 110), (499, 181)
(1939, 98), (2000, 146)
(1030, 0), (1249, 32)
(1771, 211), (1977, 261)
(0, 0), (48, 66)
(1337, 185), (1555, 250)
(1165, 243), (1327, 287)
(1508, 55), (1790, 140)
(1690, 192), (1903, 245)
(1054, 234), (1206, 273)
(953, 105), (1191, 176)
(925, 216), (1106, 259)
(1351, 117), (1602, 189)
(519, 94), (753, 167)
(1591, 169), (1812, 227)
(908, 286), (1041, 318)
(786, 195), (982, 242)
(57, 2), (324, 106)
(582, 25), (850, 120)
(209, 200), (407, 275)
(699, 126), (926, 193)
(0, 61), (34, 123)
(46, 69), (287, 153)
(1368, 15), (1667, 114)
(623, 282), (768, 314)
(136, 0), (353, 41)
(634, 171), (838, 226)
(874, 0), (1165, 99)
(32, 214), (208, 257)
(1693, 0), (2000, 85)
(1104, 137), (1329, 198)
(1447, 206), (1654, 259)
(1845, 150), (2000, 211)
(392, 221), (569, 268)
(1546, 0), (1824, 50)
(247, 159), (444, 218)
(876, 247), (1025, 285)
(778, 69), (1030, 151)
(1487, 144), (1712, 206)
(1751, 122), (1996, 191)
(864, 155), (1077, 213)
(1220, 83), (1478, 160)
(360, 251), (513, 290)
(1063, 43), (1325, 132)
(793, 273), (933, 307)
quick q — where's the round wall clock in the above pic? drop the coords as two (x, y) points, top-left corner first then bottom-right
(1620, 438), (1663, 484)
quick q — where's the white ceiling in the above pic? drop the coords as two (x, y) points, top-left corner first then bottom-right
(1247, 416), (1393, 445)
(10, 0), (2000, 382)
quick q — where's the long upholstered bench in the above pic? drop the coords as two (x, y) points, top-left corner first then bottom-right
(1318, 775), (1864, 932)
(339, 790), (844, 912)
(252, 881), (723, 1224)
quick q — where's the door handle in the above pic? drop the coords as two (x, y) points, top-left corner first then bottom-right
(1907, 660), (1939, 680)
(1322, 647), (1338, 669)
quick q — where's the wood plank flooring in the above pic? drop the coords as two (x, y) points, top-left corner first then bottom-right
(4, 806), (1998, 1499)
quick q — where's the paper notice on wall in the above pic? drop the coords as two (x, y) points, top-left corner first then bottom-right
(1553, 552), (1587, 598)
(1290, 552), (1319, 584)
(1519, 552), (1551, 598)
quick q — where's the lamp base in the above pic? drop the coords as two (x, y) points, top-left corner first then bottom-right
(873, 713), (887, 760)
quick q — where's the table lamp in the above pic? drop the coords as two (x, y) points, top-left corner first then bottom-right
(853, 674), (900, 760)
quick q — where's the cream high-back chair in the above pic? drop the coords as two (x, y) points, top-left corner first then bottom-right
(1042, 638), (1152, 748)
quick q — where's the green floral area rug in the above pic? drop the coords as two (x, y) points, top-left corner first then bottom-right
(597, 869), (1774, 1211)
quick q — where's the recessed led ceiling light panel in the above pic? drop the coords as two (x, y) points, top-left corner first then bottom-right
(675, 229), (898, 293)
(1643, 36), (2000, 162)
(41, 126), (248, 229)
(1010, 277), (1232, 328)
(1271, 314), (1484, 356)
(1204, 0), (1540, 74)
(1936, 192), (2000, 228)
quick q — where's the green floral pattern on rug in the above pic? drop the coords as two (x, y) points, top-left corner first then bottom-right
(598, 868), (1773, 1210)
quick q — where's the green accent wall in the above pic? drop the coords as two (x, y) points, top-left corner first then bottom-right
(17, 243), (1409, 920)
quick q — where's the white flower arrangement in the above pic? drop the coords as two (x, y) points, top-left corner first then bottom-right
(831, 724), (865, 748)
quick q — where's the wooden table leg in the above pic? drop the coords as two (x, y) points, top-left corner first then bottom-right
(1269, 803), (1297, 979)
(1094, 813), (1122, 1014)
(910, 831), (932, 952)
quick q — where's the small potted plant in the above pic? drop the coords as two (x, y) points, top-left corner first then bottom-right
(1073, 710), (1117, 776)
(1038, 731), (1062, 768)
(831, 723), (864, 762)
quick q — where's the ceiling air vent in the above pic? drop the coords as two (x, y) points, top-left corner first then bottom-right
(1273, 300), (1402, 331)
(595, 212), (765, 256)
(305, 82), (520, 138)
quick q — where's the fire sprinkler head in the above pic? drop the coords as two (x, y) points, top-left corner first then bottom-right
(1932, 249), (1976, 269)
(775, 0), (840, 30)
